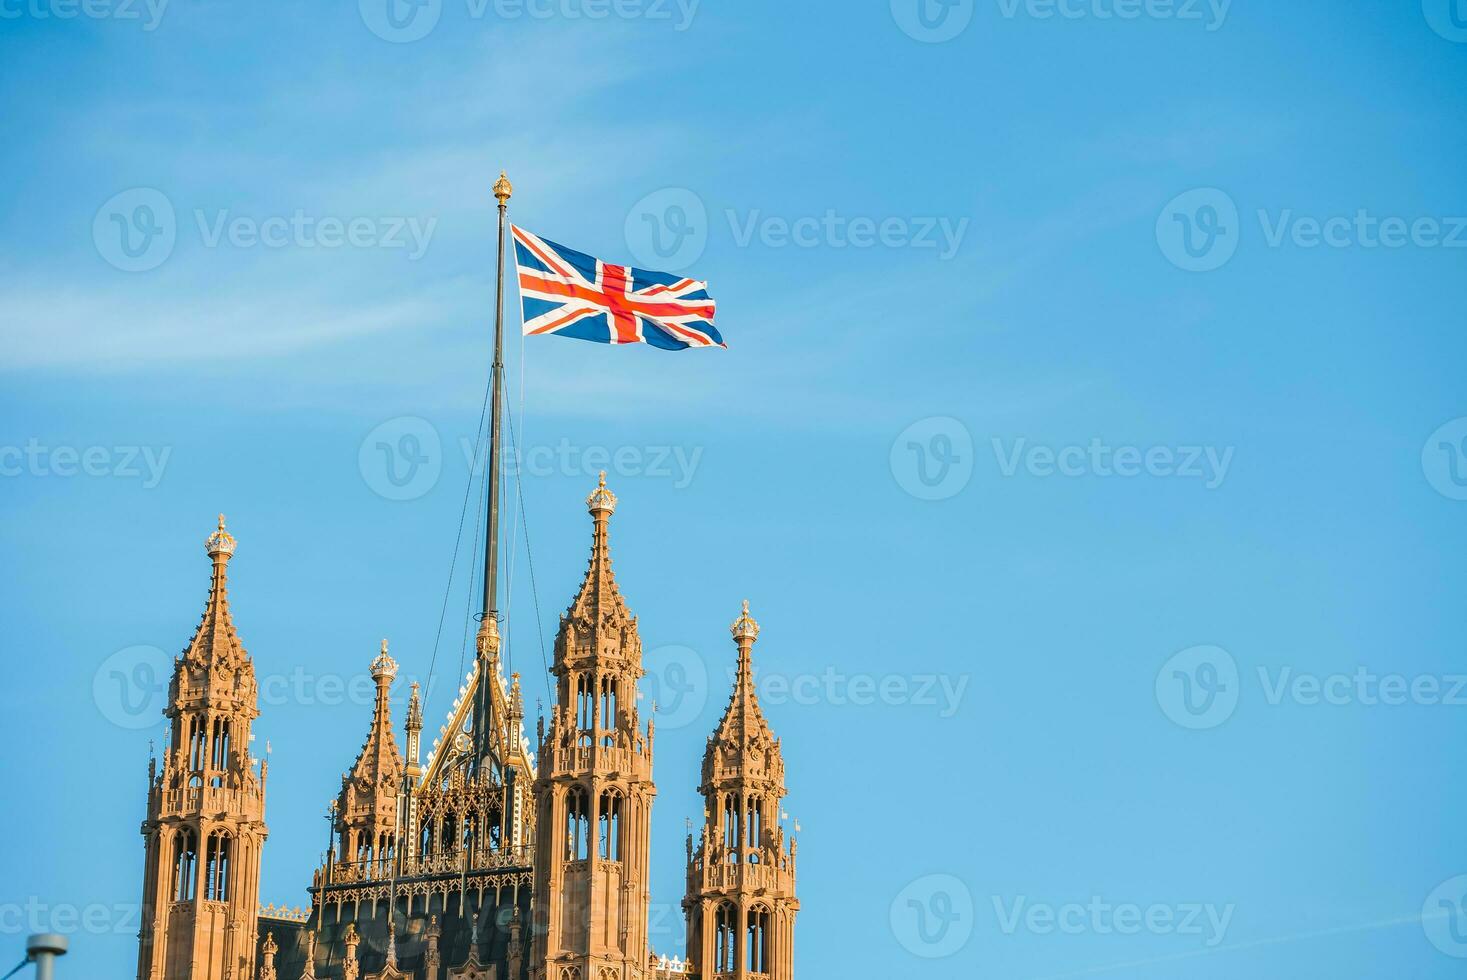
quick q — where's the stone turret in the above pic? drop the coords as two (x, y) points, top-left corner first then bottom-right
(685, 601), (799, 980)
(336, 641), (405, 874)
(136, 516), (268, 980)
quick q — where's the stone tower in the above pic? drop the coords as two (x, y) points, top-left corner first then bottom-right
(684, 602), (798, 980)
(137, 516), (268, 980)
(335, 641), (405, 875)
(530, 475), (656, 980)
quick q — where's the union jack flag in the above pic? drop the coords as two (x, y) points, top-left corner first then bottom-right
(512, 225), (724, 351)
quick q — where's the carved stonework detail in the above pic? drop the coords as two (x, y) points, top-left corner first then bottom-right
(684, 602), (799, 980)
(136, 483), (808, 980)
(136, 517), (267, 980)
(336, 641), (406, 875)
(530, 476), (656, 980)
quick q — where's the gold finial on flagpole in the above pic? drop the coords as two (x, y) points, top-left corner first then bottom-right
(493, 171), (513, 205)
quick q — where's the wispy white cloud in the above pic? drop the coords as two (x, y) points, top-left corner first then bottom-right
(0, 275), (462, 371)
(0, 25), (697, 379)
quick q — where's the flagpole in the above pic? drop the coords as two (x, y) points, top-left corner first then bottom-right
(475, 170), (513, 774)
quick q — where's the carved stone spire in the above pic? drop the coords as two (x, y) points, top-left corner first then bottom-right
(300, 929), (316, 980)
(532, 474), (655, 980)
(685, 600), (798, 980)
(564, 471), (633, 629)
(183, 514), (250, 675)
(404, 681), (424, 780)
(138, 516), (266, 980)
(424, 915), (441, 980)
(352, 641), (403, 785)
(336, 641), (404, 869)
(342, 924), (360, 980)
(706, 600), (775, 776)
(259, 932), (278, 980)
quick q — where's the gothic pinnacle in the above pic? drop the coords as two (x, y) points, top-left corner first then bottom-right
(205, 513), (236, 560)
(731, 599), (759, 645)
(370, 639), (399, 681)
(586, 470), (617, 518)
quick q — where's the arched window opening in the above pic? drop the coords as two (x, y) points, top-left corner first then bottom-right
(598, 791), (622, 861)
(188, 718), (208, 772)
(746, 795), (762, 849)
(172, 829), (198, 902)
(565, 787), (590, 861)
(440, 815), (456, 858)
(204, 832), (232, 902)
(746, 906), (770, 974)
(721, 794), (740, 851)
(715, 902), (738, 973)
(598, 677), (618, 747)
(487, 807), (504, 853)
(576, 675), (594, 732)
(210, 718), (232, 771)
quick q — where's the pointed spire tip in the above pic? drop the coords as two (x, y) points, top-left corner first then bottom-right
(205, 513), (237, 559)
(586, 471), (618, 517)
(370, 640), (398, 681)
(731, 598), (760, 644)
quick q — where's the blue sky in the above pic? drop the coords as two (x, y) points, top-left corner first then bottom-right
(2, 1), (1466, 977)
